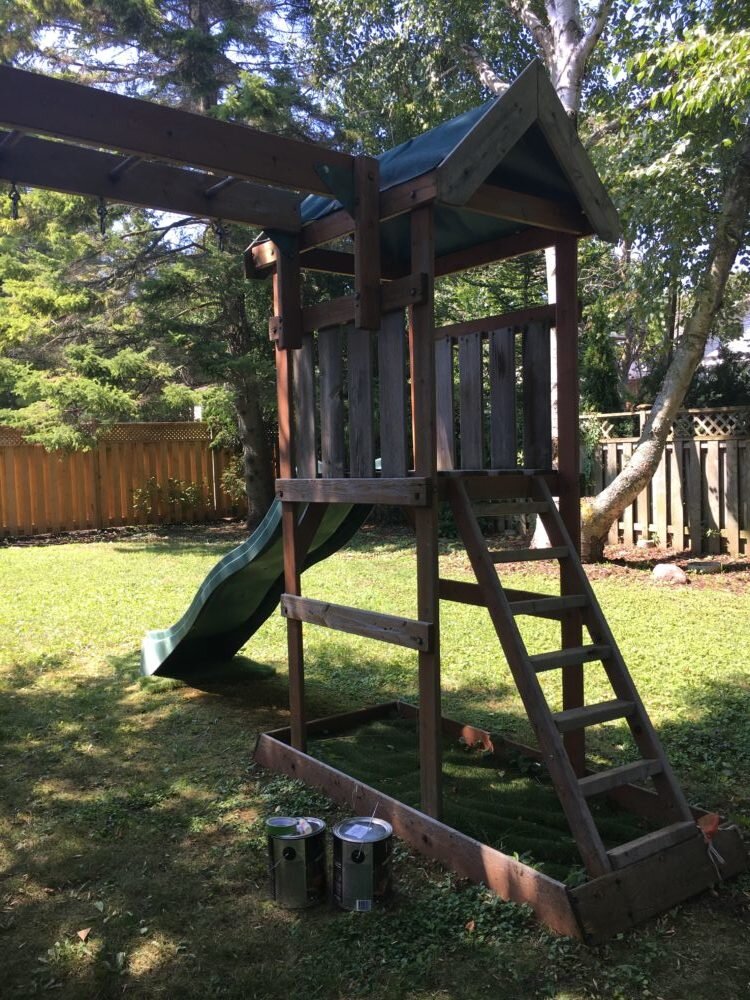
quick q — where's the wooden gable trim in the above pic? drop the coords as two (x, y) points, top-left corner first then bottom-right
(434, 58), (621, 243)
(534, 64), (621, 243)
(436, 62), (538, 206)
(465, 183), (591, 235)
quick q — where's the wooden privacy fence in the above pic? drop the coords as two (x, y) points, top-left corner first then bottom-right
(0, 422), (237, 537)
(584, 406), (750, 556)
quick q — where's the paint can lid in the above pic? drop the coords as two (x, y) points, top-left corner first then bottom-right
(333, 817), (393, 843)
(265, 816), (300, 837)
(266, 816), (326, 838)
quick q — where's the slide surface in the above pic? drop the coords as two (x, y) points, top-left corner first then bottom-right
(141, 501), (369, 678)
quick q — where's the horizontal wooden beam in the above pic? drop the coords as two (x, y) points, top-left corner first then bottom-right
(0, 65), (352, 197)
(434, 227), (559, 277)
(437, 470), (559, 500)
(465, 184), (591, 235)
(254, 732), (581, 938)
(275, 477), (430, 506)
(280, 594), (433, 651)
(270, 273), (427, 337)
(249, 170), (441, 274)
(248, 245), (402, 281)
(438, 578), (487, 607)
(0, 131), (301, 231)
(435, 304), (555, 340)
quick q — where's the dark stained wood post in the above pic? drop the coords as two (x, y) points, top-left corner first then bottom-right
(274, 270), (306, 752)
(272, 237), (303, 350)
(354, 155), (381, 331)
(555, 234), (585, 775)
(408, 205), (442, 818)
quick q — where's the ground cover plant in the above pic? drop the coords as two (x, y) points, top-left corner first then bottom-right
(2, 525), (750, 999)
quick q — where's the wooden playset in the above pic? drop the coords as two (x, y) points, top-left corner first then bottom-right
(1, 59), (745, 941)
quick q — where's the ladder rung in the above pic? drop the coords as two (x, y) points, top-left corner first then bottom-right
(491, 546), (569, 564)
(607, 820), (698, 869)
(579, 759), (662, 798)
(529, 644), (611, 673)
(474, 500), (550, 515)
(553, 698), (635, 733)
(508, 594), (587, 617)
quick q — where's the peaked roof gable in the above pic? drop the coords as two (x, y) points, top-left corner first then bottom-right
(436, 59), (621, 242)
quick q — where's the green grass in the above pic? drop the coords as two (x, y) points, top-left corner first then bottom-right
(1, 526), (750, 999)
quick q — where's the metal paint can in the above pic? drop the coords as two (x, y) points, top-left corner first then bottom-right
(267, 816), (327, 908)
(332, 817), (393, 912)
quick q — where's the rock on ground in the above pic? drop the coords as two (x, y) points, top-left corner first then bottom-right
(652, 563), (688, 585)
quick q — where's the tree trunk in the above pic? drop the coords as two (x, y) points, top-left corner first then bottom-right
(581, 128), (750, 560)
(223, 286), (276, 528)
(235, 375), (274, 527)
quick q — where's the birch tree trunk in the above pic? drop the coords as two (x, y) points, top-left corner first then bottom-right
(472, 2), (750, 561)
(581, 128), (750, 560)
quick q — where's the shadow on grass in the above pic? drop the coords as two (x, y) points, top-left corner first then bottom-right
(110, 538), (245, 559)
(2, 634), (749, 998)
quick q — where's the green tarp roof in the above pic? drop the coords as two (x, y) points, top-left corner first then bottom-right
(265, 60), (620, 268)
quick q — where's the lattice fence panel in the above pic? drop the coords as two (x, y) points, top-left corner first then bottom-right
(586, 409), (750, 556)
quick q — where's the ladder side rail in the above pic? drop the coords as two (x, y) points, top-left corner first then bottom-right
(533, 477), (694, 823)
(448, 478), (612, 878)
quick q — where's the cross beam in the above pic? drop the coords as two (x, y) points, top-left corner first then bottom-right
(0, 65), (353, 198)
(0, 131), (300, 231)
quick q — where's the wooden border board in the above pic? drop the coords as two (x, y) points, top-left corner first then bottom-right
(254, 700), (747, 941)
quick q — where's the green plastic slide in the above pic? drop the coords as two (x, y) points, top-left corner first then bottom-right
(141, 501), (370, 678)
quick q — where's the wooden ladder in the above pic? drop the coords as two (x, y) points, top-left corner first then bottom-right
(447, 476), (696, 878)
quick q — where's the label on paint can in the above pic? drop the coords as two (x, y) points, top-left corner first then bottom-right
(332, 817), (393, 911)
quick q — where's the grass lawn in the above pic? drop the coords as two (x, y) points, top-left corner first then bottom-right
(1, 524), (750, 999)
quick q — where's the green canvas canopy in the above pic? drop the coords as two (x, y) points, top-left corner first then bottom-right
(269, 59), (620, 271)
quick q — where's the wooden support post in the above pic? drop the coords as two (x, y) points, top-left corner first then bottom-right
(272, 238), (303, 350)
(354, 155), (381, 331)
(555, 234), (585, 776)
(408, 206), (442, 819)
(274, 272), (305, 751)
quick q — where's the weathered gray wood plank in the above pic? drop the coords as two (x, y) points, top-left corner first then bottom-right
(522, 321), (552, 469)
(318, 326), (346, 477)
(293, 333), (316, 478)
(347, 328), (375, 477)
(458, 331), (483, 468)
(435, 335), (455, 470)
(378, 311), (409, 476)
(489, 326), (516, 468)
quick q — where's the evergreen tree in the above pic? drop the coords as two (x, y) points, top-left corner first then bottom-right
(1, 0), (328, 524)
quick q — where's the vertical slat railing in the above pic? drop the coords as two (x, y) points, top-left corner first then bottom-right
(489, 326), (517, 468)
(347, 327), (375, 477)
(522, 320), (552, 469)
(458, 330), (483, 468)
(378, 311), (409, 477)
(318, 326), (346, 478)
